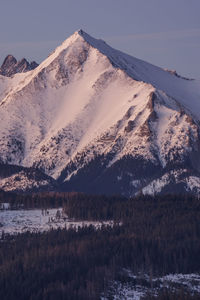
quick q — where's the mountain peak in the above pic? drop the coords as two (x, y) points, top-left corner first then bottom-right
(59, 29), (107, 52)
(0, 31), (200, 195)
(77, 29), (108, 48)
(0, 55), (38, 77)
(77, 28), (85, 35)
(0, 55), (17, 72)
(3, 54), (17, 64)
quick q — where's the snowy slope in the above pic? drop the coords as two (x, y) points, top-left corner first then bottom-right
(0, 30), (199, 195)
(0, 73), (28, 101)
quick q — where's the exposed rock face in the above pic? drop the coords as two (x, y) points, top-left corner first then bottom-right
(0, 55), (38, 76)
(0, 30), (200, 195)
(0, 164), (57, 192)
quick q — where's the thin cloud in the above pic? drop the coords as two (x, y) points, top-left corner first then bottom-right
(0, 40), (61, 55)
(0, 40), (60, 48)
(0, 40), (61, 63)
(106, 28), (200, 42)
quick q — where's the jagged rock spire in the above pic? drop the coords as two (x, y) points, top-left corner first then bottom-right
(0, 55), (38, 77)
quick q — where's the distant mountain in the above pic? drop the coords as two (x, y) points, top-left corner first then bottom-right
(0, 55), (38, 77)
(0, 30), (200, 195)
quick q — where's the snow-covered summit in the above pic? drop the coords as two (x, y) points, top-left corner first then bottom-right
(0, 30), (199, 195)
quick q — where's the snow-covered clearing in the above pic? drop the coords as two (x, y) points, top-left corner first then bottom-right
(0, 205), (114, 236)
(102, 271), (200, 299)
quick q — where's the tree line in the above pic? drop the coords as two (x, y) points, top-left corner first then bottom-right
(0, 192), (200, 299)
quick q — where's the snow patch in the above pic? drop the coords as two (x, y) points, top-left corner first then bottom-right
(0, 208), (114, 236)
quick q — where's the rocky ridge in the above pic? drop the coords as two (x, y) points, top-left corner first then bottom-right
(0, 30), (200, 195)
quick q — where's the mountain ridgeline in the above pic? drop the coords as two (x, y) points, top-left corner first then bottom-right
(0, 55), (38, 77)
(0, 30), (200, 196)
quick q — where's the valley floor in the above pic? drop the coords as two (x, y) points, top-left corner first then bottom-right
(0, 205), (113, 236)
(0, 193), (199, 300)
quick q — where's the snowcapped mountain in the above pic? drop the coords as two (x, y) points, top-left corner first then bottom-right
(0, 29), (200, 195)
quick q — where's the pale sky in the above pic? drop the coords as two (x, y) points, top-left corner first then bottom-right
(0, 0), (200, 79)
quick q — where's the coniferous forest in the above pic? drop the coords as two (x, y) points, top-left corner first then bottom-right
(0, 191), (200, 299)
